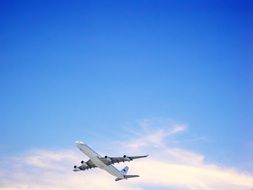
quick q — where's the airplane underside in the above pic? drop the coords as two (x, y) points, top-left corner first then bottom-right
(73, 141), (148, 181)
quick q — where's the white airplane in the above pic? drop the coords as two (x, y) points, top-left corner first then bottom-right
(73, 141), (148, 181)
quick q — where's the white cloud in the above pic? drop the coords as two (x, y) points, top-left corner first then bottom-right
(1, 118), (253, 190)
(123, 118), (187, 151)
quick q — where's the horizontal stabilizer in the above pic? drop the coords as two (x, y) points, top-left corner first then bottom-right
(115, 175), (140, 181)
(125, 175), (140, 179)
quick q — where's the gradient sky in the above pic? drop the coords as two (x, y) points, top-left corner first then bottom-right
(0, 0), (252, 183)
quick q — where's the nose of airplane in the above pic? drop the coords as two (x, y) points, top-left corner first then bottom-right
(75, 141), (84, 145)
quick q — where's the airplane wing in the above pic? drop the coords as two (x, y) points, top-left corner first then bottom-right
(74, 159), (97, 171)
(99, 155), (149, 165)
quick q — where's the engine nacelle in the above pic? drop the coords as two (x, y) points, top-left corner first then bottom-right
(123, 155), (130, 161)
(81, 161), (88, 167)
(104, 156), (112, 162)
(73, 165), (81, 171)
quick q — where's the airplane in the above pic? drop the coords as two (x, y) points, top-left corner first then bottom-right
(73, 141), (148, 181)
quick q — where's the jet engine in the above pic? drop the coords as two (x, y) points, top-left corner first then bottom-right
(104, 156), (112, 162)
(73, 165), (81, 171)
(81, 160), (88, 167)
(123, 155), (131, 161)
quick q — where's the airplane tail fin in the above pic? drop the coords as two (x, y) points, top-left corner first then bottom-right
(115, 166), (139, 181)
(120, 166), (129, 175)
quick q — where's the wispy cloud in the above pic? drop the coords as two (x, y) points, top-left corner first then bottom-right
(123, 118), (187, 150)
(1, 118), (253, 190)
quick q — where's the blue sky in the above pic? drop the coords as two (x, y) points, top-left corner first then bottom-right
(0, 0), (252, 187)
